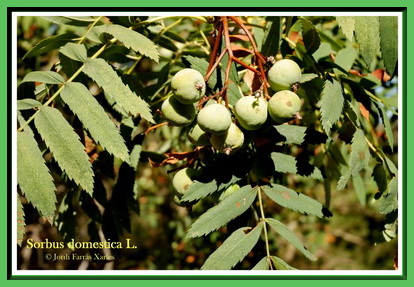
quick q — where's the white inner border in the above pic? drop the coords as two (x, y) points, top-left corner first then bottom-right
(11, 11), (404, 277)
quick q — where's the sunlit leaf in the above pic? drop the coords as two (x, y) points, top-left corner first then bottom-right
(23, 32), (79, 59)
(379, 16), (398, 76)
(354, 16), (381, 68)
(21, 71), (65, 84)
(17, 196), (25, 246)
(17, 99), (42, 110)
(59, 43), (87, 62)
(318, 79), (344, 133)
(375, 177), (398, 214)
(336, 16), (355, 41)
(252, 257), (270, 270)
(42, 16), (97, 26)
(270, 256), (298, 270)
(271, 152), (323, 180)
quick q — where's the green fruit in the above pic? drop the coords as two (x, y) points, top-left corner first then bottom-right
(171, 68), (206, 104)
(161, 96), (195, 127)
(187, 122), (210, 146)
(210, 123), (244, 155)
(268, 59), (302, 92)
(268, 90), (301, 123)
(197, 103), (232, 135)
(234, 96), (268, 130)
(172, 167), (200, 195)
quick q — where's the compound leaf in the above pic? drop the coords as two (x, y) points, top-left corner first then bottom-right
(59, 43), (87, 62)
(271, 152), (323, 180)
(61, 82), (129, 162)
(105, 24), (159, 63)
(21, 71), (65, 85)
(34, 106), (94, 194)
(266, 218), (316, 261)
(83, 58), (154, 123)
(187, 185), (258, 238)
(336, 129), (371, 191)
(17, 131), (56, 221)
(318, 79), (344, 133)
(262, 184), (332, 218)
(201, 223), (264, 270)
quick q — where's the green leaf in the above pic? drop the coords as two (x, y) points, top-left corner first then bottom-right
(373, 163), (388, 193)
(227, 82), (242, 106)
(336, 129), (371, 191)
(374, 101), (394, 151)
(21, 71), (65, 84)
(42, 16), (97, 26)
(352, 172), (366, 206)
(266, 218), (316, 261)
(273, 125), (328, 145)
(252, 18), (265, 52)
(270, 256), (298, 270)
(181, 175), (241, 202)
(300, 73), (318, 83)
(379, 16), (398, 76)
(83, 58), (154, 123)
(17, 99), (42, 110)
(334, 46), (359, 75)
(34, 106), (94, 194)
(17, 131), (57, 221)
(130, 144), (142, 170)
(17, 196), (26, 246)
(336, 16), (355, 42)
(261, 16), (282, 57)
(187, 185), (258, 238)
(300, 17), (321, 56)
(262, 184), (332, 218)
(252, 257), (270, 270)
(376, 177), (398, 214)
(271, 152), (323, 180)
(318, 79), (344, 133)
(354, 16), (381, 68)
(184, 55), (218, 89)
(61, 82), (130, 162)
(23, 32), (79, 59)
(105, 24), (159, 63)
(59, 43), (87, 62)
(221, 52), (239, 84)
(201, 223), (264, 270)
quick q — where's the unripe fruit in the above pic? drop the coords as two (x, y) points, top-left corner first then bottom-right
(187, 122), (210, 146)
(268, 90), (301, 123)
(172, 167), (200, 195)
(210, 123), (244, 155)
(268, 59), (302, 92)
(197, 103), (232, 135)
(234, 96), (268, 131)
(161, 96), (195, 127)
(171, 68), (206, 104)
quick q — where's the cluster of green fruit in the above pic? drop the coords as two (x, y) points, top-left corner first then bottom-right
(161, 59), (303, 199)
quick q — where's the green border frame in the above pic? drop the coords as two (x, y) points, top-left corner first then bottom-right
(2, 1), (411, 284)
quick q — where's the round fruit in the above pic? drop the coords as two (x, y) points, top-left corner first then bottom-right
(197, 103), (232, 135)
(171, 68), (206, 104)
(172, 167), (200, 195)
(210, 123), (244, 155)
(268, 90), (301, 123)
(234, 96), (268, 130)
(187, 122), (210, 146)
(268, 59), (302, 92)
(161, 96), (195, 127)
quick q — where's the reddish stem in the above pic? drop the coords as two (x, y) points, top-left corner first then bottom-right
(145, 121), (168, 134)
(205, 19), (223, 82)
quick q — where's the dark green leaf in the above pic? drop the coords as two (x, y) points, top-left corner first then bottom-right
(376, 177), (398, 214)
(374, 100), (394, 151)
(105, 24), (159, 62)
(17, 196), (25, 246)
(34, 106), (94, 194)
(300, 17), (321, 56)
(252, 18), (266, 52)
(271, 152), (323, 180)
(59, 43), (87, 62)
(373, 163), (388, 193)
(336, 16), (355, 41)
(354, 16), (381, 68)
(23, 32), (79, 59)
(270, 256), (298, 270)
(334, 46), (359, 75)
(266, 218), (316, 261)
(42, 16), (97, 26)
(227, 82), (242, 106)
(318, 79), (344, 133)
(336, 129), (371, 191)
(61, 82), (130, 162)
(83, 58), (154, 123)
(17, 99), (42, 110)
(21, 71), (65, 85)
(187, 185), (258, 238)
(273, 125), (328, 145)
(17, 131), (57, 221)
(261, 16), (282, 57)
(262, 184), (332, 218)
(201, 223), (264, 270)
(379, 16), (398, 76)
(252, 257), (270, 270)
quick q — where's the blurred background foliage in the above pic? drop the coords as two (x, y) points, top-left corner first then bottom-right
(16, 15), (398, 270)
